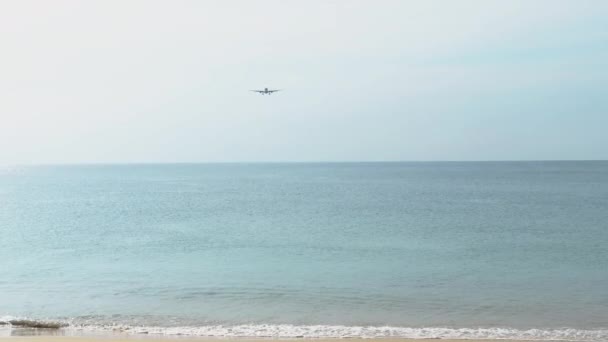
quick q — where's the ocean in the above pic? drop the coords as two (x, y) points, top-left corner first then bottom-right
(1, 162), (607, 340)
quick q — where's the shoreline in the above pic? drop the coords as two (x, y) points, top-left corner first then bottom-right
(0, 338), (568, 342)
(2, 318), (606, 341)
(1, 326), (604, 342)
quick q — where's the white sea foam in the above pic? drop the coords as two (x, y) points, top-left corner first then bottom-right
(2, 315), (607, 341)
(59, 324), (608, 341)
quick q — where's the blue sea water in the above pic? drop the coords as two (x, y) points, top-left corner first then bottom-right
(1, 162), (608, 339)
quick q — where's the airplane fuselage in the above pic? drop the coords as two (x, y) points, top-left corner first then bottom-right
(251, 87), (280, 95)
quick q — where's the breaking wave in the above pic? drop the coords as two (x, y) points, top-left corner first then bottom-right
(81, 325), (608, 340)
(0, 319), (67, 329)
(1, 318), (607, 341)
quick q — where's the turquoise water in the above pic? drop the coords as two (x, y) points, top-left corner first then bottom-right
(1, 162), (608, 339)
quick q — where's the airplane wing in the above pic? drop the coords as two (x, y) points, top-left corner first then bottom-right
(250, 90), (264, 93)
(268, 89), (281, 93)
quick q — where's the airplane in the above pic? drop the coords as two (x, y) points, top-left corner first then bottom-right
(250, 87), (281, 95)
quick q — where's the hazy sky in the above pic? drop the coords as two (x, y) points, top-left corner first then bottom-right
(1, 0), (607, 163)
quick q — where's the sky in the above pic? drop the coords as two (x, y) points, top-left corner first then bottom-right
(1, 0), (607, 163)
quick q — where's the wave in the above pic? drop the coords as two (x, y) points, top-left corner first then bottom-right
(0, 319), (67, 329)
(2, 319), (608, 341)
(82, 325), (608, 340)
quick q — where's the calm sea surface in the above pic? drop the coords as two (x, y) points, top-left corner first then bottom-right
(1, 162), (607, 339)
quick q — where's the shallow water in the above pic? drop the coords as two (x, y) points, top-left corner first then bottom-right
(1, 162), (607, 339)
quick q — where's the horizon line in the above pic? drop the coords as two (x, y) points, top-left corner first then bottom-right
(4, 159), (608, 167)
